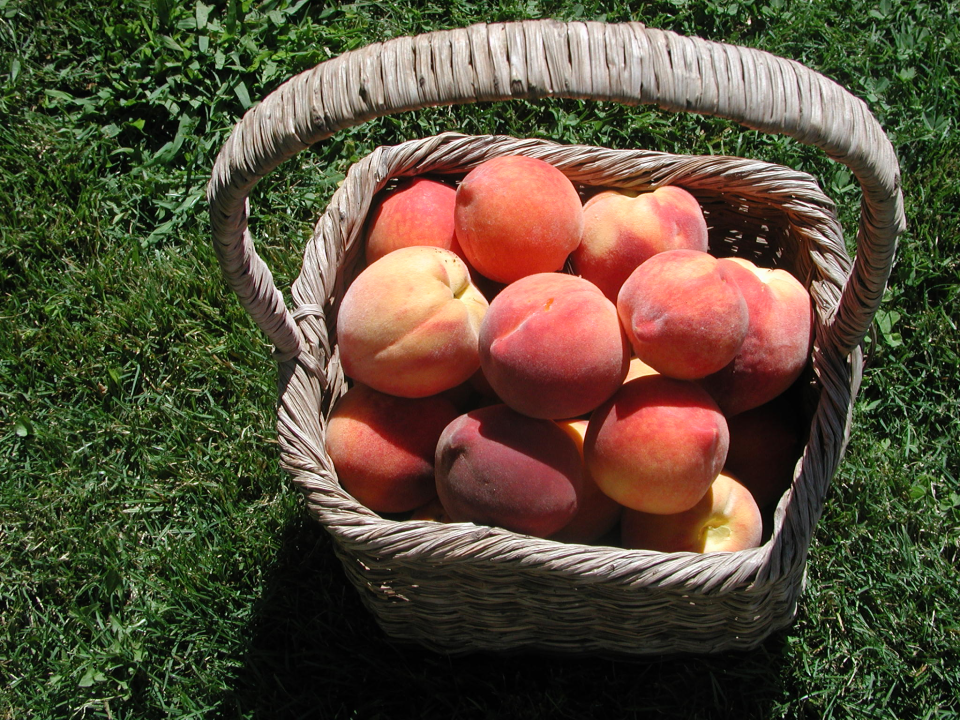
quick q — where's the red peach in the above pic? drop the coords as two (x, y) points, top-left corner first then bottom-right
(454, 155), (584, 284)
(325, 384), (460, 514)
(620, 471), (763, 553)
(572, 186), (709, 302)
(698, 257), (814, 417)
(617, 249), (749, 380)
(584, 375), (729, 515)
(479, 273), (630, 419)
(435, 404), (582, 538)
(364, 177), (462, 265)
(336, 246), (489, 398)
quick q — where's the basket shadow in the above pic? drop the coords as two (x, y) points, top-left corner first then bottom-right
(218, 510), (795, 719)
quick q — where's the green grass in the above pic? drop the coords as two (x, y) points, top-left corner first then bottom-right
(1, 0), (958, 717)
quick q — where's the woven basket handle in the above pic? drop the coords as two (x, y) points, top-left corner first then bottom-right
(207, 20), (904, 362)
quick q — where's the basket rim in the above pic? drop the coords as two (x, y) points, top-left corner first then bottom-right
(277, 132), (857, 600)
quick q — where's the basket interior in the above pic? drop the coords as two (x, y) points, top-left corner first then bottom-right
(276, 133), (856, 654)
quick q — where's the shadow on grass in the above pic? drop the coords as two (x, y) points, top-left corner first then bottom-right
(218, 511), (797, 719)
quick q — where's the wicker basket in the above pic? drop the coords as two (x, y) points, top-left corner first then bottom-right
(206, 20), (905, 655)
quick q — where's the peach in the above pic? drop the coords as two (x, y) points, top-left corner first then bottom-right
(620, 471), (763, 553)
(551, 419), (623, 544)
(454, 155), (584, 284)
(584, 375), (729, 515)
(479, 272), (630, 419)
(724, 391), (806, 509)
(325, 384), (460, 514)
(571, 186), (709, 302)
(617, 249), (749, 380)
(698, 257), (814, 417)
(364, 176), (461, 265)
(336, 246), (489, 398)
(434, 404), (582, 538)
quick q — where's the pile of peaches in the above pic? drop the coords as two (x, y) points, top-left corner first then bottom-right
(325, 154), (812, 553)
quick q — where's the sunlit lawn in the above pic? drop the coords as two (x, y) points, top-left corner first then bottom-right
(1, 1), (958, 717)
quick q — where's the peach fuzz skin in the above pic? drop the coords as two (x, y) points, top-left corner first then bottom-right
(336, 246), (489, 398)
(584, 375), (729, 515)
(434, 404), (582, 539)
(697, 257), (814, 417)
(324, 384), (460, 514)
(454, 155), (584, 284)
(617, 249), (749, 381)
(620, 471), (763, 553)
(550, 419), (623, 544)
(363, 177), (462, 265)
(572, 185), (709, 303)
(479, 273), (630, 420)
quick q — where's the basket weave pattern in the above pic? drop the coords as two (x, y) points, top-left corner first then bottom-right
(207, 21), (905, 655)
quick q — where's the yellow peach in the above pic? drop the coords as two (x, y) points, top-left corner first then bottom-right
(620, 471), (763, 553)
(336, 246), (489, 398)
(624, 356), (659, 382)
